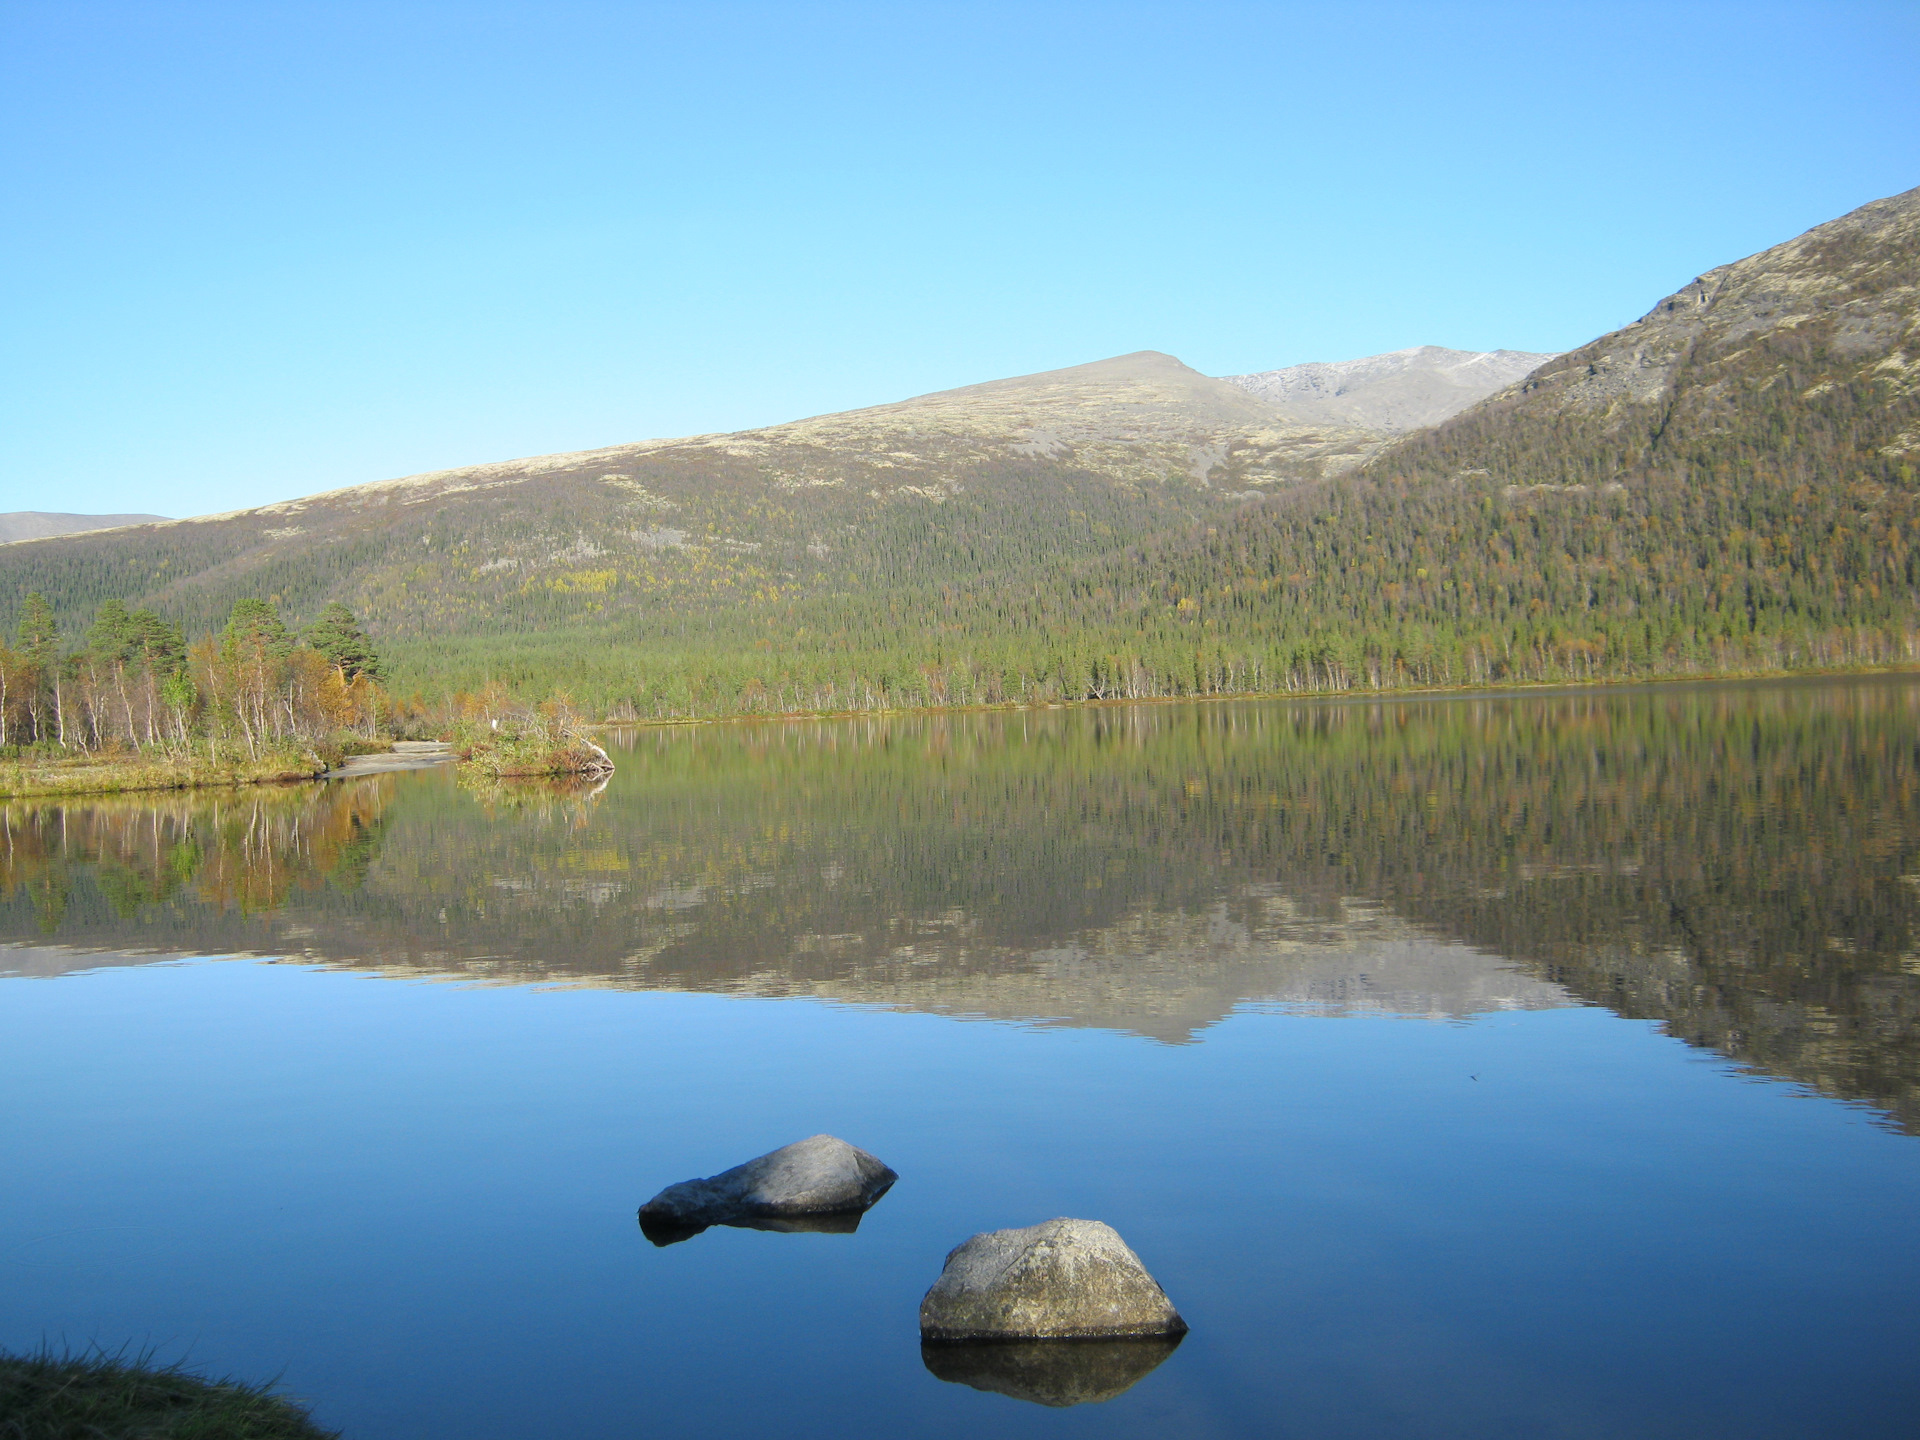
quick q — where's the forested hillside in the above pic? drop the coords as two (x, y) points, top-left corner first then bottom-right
(1119, 182), (1920, 691)
(3, 185), (1916, 719)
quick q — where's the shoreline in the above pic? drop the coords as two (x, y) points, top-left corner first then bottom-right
(590, 659), (1920, 733)
(4, 661), (1915, 801)
(0, 754), (325, 802)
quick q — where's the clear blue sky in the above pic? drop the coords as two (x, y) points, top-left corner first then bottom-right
(3, 2), (1916, 519)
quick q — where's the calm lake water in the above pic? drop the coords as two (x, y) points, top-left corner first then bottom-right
(5, 678), (1920, 1437)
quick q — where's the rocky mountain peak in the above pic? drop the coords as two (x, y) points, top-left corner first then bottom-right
(1490, 184), (1920, 421)
(1220, 346), (1558, 433)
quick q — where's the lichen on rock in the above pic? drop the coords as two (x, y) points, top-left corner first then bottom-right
(918, 1218), (1186, 1340)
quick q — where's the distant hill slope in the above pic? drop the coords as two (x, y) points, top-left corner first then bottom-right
(0, 351), (1382, 652)
(0, 512), (170, 544)
(1223, 347), (1556, 432)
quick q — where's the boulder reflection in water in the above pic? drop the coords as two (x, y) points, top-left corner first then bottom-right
(637, 1209), (865, 1248)
(920, 1335), (1183, 1407)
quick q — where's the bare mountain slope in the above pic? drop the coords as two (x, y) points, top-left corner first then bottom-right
(800, 350), (1284, 434)
(653, 348), (1384, 490)
(1382, 184), (1920, 476)
(0, 512), (171, 544)
(1223, 346), (1557, 432)
(0, 350), (1383, 642)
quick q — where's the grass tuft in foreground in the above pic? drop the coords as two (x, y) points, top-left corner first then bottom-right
(0, 1348), (336, 1440)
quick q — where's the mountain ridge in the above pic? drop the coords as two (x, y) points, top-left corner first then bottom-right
(1223, 346), (1557, 433)
(17, 348), (1507, 538)
(0, 512), (172, 545)
(2, 184), (1916, 714)
(1445, 183), (1920, 432)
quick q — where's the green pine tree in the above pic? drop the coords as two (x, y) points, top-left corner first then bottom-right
(301, 602), (383, 680)
(129, 608), (186, 670)
(17, 592), (58, 664)
(84, 599), (140, 662)
(220, 599), (290, 661)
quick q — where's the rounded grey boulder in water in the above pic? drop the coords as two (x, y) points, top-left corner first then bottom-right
(918, 1218), (1187, 1340)
(637, 1135), (896, 1239)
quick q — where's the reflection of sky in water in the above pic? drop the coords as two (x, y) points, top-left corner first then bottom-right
(4, 959), (1918, 1438)
(5, 681), (1920, 1435)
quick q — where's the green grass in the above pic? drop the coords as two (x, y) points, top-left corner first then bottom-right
(0, 1349), (335, 1440)
(0, 749), (323, 800)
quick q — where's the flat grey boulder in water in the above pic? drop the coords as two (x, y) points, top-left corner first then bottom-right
(638, 1135), (896, 1242)
(919, 1218), (1187, 1340)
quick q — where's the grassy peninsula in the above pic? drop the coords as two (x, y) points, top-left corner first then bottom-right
(0, 745), (324, 800)
(453, 705), (615, 780)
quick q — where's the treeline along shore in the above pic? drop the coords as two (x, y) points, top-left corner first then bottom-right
(5, 572), (1920, 802)
(0, 593), (605, 799)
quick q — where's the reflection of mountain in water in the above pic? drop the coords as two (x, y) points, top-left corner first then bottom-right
(762, 905), (1569, 1040)
(0, 760), (1570, 1043)
(5, 677), (1920, 1128)
(0, 901), (1568, 1047)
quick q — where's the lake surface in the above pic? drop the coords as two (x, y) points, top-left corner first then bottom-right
(5, 678), (1920, 1437)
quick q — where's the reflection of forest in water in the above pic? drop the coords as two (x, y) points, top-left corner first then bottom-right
(6, 676), (1920, 1129)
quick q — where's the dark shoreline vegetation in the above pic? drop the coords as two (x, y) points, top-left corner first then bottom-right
(6, 565), (1920, 803)
(0, 1348), (334, 1440)
(4, 605), (1914, 801)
